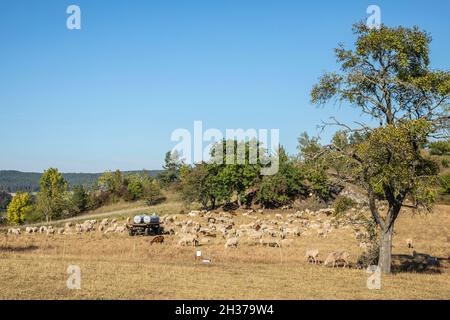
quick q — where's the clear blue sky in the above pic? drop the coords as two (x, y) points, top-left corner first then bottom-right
(1, 0), (449, 172)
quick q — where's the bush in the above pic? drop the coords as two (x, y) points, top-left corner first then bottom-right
(6, 192), (33, 225)
(357, 243), (380, 268)
(441, 158), (449, 168)
(440, 173), (450, 194)
(144, 180), (165, 206)
(429, 140), (450, 156)
(333, 196), (356, 214)
(256, 175), (290, 208)
(87, 191), (110, 211)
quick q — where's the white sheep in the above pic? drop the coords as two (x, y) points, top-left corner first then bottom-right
(8, 228), (21, 235)
(115, 225), (127, 234)
(305, 249), (320, 264)
(104, 223), (118, 234)
(178, 235), (198, 247)
(324, 251), (350, 268)
(225, 237), (239, 248)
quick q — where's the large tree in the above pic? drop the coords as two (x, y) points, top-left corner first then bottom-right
(36, 168), (68, 222)
(311, 23), (449, 273)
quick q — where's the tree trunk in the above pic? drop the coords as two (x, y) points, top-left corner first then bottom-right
(378, 224), (394, 274)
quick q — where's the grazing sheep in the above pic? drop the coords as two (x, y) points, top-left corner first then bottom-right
(46, 227), (55, 235)
(225, 237), (239, 248)
(199, 238), (211, 245)
(188, 210), (200, 217)
(260, 238), (281, 248)
(406, 238), (414, 249)
(150, 235), (165, 245)
(111, 218), (117, 224)
(115, 225), (127, 234)
(64, 222), (72, 229)
(104, 224), (117, 234)
(57, 228), (65, 235)
(75, 224), (83, 233)
(126, 217), (131, 224)
(275, 214), (283, 220)
(305, 249), (320, 264)
(8, 228), (21, 235)
(178, 235), (198, 247)
(25, 227), (34, 234)
(324, 251), (350, 268)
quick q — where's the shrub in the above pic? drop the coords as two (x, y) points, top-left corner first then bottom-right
(440, 173), (450, 194)
(6, 192), (33, 225)
(429, 140), (450, 156)
(87, 191), (110, 211)
(333, 196), (356, 214)
(144, 180), (165, 206)
(357, 243), (380, 268)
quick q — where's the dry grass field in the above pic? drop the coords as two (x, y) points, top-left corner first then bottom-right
(0, 203), (449, 300)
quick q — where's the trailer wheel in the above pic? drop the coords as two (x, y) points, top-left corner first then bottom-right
(129, 229), (135, 236)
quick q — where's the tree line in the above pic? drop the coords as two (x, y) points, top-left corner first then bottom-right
(0, 170), (161, 193)
(3, 169), (164, 225)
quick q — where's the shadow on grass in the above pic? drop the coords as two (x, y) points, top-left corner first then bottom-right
(392, 252), (449, 274)
(0, 244), (39, 253)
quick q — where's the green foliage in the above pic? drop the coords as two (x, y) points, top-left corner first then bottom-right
(357, 243), (380, 268)
(87, 191), (110, 211)
(143, 179), (164, 206)
(333, 196), (356, 215)
(440, 173), (450, 194)
(297, 132), (321, 161)
(98, 170), (124, 196)
(0, 170), (161, 193)
(441, 159), (449, 168)
(429, 140), (450, 156)
(71, 185), (88, 214)
(311, 23), (449, 127)
(36, 168), (69, 222)
(158, 151), (183, 187)
(0, 191), (12, 210)
(6, 192), (33, 225)
(126, 176), (144, 200)
(256, 147), (307, 207)
(355, 120), (439, 210)
(180, 163), (214, 208)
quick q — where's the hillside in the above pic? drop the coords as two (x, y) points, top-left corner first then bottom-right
(0, 170), (162, 193)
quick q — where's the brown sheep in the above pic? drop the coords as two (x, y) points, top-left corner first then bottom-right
(150, 235), (164, 245)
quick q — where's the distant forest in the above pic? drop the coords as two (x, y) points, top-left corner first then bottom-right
(0, 170), (161, 193)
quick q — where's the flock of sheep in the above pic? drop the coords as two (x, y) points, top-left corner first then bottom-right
(160, 208), (356, 268)
(5, 207), (417, 269)
(7, 218), (128, 236)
